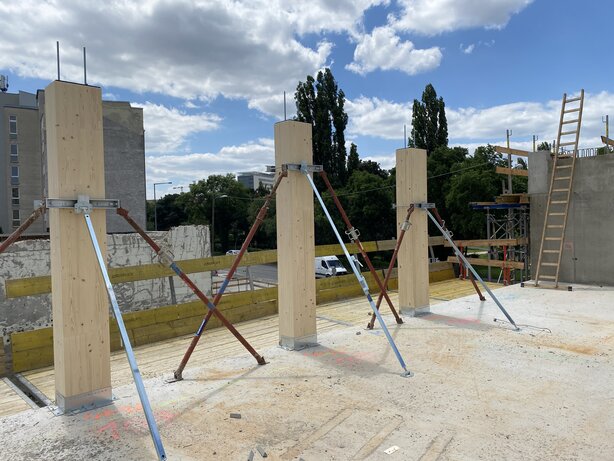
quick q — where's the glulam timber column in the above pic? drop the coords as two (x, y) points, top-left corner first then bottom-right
(275, 121), (317, 350)
(396, 148), (430, 316)
(46, 81), (112, 411)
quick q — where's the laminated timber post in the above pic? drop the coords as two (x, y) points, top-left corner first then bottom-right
(274, 121), (317, 350)
(396, 148), (430, 315)
(46, 81), (112, 412)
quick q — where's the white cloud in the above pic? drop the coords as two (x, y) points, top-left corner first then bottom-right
(146, 138), (274, 197)
(347, 26), (442, 75)
(347, 91), (614, 151)
(0, 1), (385, 117)
(391, 0), (533, 35)
(346, 96), (411, 139)
(133, 102), (222, 154)
(461, 43), (475, 54)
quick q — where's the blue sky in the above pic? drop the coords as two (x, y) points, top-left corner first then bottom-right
(2, 0), (613, 198)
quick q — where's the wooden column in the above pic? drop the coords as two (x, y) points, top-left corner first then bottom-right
(396, 148), (430, 315)
(46, 81), (111, 411)
(275, 121), (317, 349)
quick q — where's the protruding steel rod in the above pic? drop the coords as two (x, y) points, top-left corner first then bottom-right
(425, 207), (518, 330)
(318, 171), (402, 325)
(84, 213), (166, 461)
(303, 167), (410, 375)
(83, 46), (87, 85)
(367, 204), (415, 329)
(56, 41), (60, 80)
(0, 205), (46, 255)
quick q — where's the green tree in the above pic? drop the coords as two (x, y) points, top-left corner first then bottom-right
(186, 174), (252, 253)
(357, 159), (389, 179)
(427, 146), (467, 218)
(347, 143), (360, 176)
(295, 68), (348, 186)
(246, 187), (278, 249)
(537, 141), (552, 151)
(409, 83), (448, 154)
(153, 193), (189, 231)
(343, 171), (395, 241)
(444, 145), (505, 238)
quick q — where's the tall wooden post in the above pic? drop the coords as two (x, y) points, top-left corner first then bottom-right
(46, 81), (111, 411)
(275, 121), (317, 349)
(396, 148), (430, 315)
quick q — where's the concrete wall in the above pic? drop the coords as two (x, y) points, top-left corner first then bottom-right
(0, 225), (211, 336)
(529, 152), (614, 285)
(103, 101), (147, 232)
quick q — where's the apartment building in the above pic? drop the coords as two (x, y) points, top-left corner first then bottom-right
(0, 88), (146, 234)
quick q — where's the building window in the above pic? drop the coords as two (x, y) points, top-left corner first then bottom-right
(10, 143), (18, 162)
(9, 115), (17, 136)
(11, 187), (19, 206)
(11, 165), (19, 185)
(12, 209), (20, 228)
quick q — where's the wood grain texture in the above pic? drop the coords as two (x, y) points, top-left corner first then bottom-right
(45, 81), (111, 400)
(396, 148), (429, 312)
(275, 121), (317, 346)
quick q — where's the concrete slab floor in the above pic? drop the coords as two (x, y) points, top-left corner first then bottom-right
(0, 284), (613, 460)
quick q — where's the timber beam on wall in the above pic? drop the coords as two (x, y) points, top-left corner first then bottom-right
(494, 145), (530, 157)
(495, 166), (529, 177)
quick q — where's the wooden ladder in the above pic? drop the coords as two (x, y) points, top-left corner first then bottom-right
(535, 90), (584, 287)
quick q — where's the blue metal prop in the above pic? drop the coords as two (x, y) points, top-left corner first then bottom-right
(84, 213), (167, 460)
(301, 166), (412, 377)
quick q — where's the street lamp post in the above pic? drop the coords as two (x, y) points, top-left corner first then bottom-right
(153, 181), (172, 231)
(211, 194), (227, 254)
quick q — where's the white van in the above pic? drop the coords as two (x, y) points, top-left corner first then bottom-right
(315, 256), (348, 278)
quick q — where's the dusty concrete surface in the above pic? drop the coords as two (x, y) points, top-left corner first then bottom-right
(0, 284), (613, 460)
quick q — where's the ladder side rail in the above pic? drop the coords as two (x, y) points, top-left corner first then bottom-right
(554, 90), (584, 285)
(535, 152), (560, 283)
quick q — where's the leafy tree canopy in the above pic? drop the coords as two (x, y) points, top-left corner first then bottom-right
(295, 68), (348, 186)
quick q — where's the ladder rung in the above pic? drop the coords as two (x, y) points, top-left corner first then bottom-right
(543, 249), (560, 253)
(554, 176), (571, 180)
(556, 165), (572, 169)
(552, 188), (570, 192)
(541, 262), (558, 266)
(545, 237), (563, 240)
(559, 142), (576, 147)
(550, 200), (568, 204)
(562, 119), (579, 124)
(547, 225), (564, 228)
(540, 275), (556, 280)
(549, 212), (565, 216)
(564, 108), (580, 113)
(565, 96), (582, 103)
(560, 130), (577, 136)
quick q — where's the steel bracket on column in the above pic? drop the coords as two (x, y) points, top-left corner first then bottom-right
(38, 196), (120, 213)
(413, 202), (436, 209)
(281, 162), (323, 173)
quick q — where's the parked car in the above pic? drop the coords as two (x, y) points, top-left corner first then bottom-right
(315, 256), (348, 277)
(226, 249), (240, 255)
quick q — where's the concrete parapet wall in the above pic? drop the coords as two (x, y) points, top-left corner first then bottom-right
(0, 225), (211, 337)
(529, 152), (614, 285)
